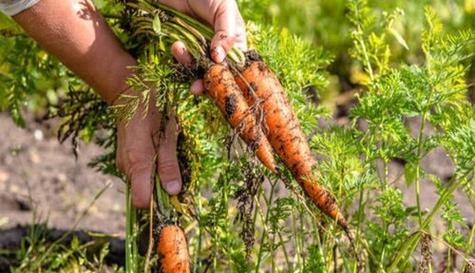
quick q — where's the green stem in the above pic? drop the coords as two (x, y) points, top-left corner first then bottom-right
(291, 208), (302, 268)
(255, 182), (277, 272)
(157, 3), (213, 35)
(299, 206), (306, 268)
(163, 23), (205, 57)
(357, 27), (375, 81)
(355, 183), (365, 243)
(461, 223), (475, 272)
(125, 184), (138, 273)
(260, 181), (292, 270)
(388, 172), (470, 273)
(415, 114), (427, 227)
(195, 182), (204, 273)
(172, 17), (207, 46)
(278, 231), (292, 271)
(447, 248), (452, 273)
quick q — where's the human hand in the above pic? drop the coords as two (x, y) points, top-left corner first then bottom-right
(160, 0), (247, 95)
(12, 0), (183, 209)
(116, 0), (247, 208)
(116, 93), (182, 208)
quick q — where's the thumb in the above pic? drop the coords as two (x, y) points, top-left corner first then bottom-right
(156, 116), (182, 195)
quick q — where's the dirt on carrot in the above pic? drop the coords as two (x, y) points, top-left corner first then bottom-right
(235, 55), (348, 230)
(204, 63), (277, 172)
(157, 225), (190, 273)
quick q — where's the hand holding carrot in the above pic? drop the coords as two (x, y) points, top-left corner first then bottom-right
(11, 0), (184, 209)
(151, 2), (348, 229)
(115, 88), (182, 208)
(160, 0), (247, 94)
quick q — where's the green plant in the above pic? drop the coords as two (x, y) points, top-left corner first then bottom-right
(0, 0), (474, 272)
(1, 183), (122, 273)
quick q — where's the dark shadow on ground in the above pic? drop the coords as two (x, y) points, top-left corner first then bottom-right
(0, 224), (125, 271)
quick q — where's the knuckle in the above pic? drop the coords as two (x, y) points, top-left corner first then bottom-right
(158, 159), (179, 176)
(132, 194), (150, 209)
(119, 150), (154, 177)
(128, 161), (152, 177)
(127, 151), (152, 165)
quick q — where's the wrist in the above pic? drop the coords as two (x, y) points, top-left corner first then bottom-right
(110, 85), (133, 106)
(102, 56), (138, 105)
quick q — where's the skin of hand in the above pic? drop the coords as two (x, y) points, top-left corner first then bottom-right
(115, 94), (181, 208)
(12, 0), (246, 208)
(160, 0), (247, 95)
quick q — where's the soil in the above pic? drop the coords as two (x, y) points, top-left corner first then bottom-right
(0, 112), (125, 236)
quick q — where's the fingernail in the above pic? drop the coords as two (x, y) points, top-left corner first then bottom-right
(212, 46), (226, 63)
(164, 180), (182, 195)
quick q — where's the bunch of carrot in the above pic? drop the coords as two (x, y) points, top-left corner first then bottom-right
(130, 2), (351, 271)
(140, 3), (350, 231)
(204, 55), (348, 231)
(132, 0), (348, 228)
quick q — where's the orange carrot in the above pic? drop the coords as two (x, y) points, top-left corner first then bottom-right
(235, 56), (348, 230)
(157, 225), (190, 273)
(204, 63), (277, 172)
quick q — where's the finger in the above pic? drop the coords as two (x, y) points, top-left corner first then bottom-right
(117, 121), (155, 209)
(157, 116), (182, 195)
(234, 13), (248, 50)
(171, 41), (193, 66)
(210, 35), (234, 63)
(121, 149), (154, 209)
(130, 163), (154, 209)
(190, 79), (204, 96)
(158, 0), (190, 13)
(210, 1), (247, 63)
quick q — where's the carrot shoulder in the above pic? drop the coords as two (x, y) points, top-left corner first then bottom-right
(235, 59), (348, 229)
(204, 63), (276, 172)
(157, 225), (190, 273)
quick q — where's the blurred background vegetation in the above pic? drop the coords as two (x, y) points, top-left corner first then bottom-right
(1, 0), (474, 118)
(241, 0), (475, 91)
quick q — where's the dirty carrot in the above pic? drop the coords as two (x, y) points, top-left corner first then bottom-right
(157, 225), (190, 273)
(235, 53), (348, 230)
(204, 63), (277, 172)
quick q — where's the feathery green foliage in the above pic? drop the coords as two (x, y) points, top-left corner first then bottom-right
(0, 0), (474, 272)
